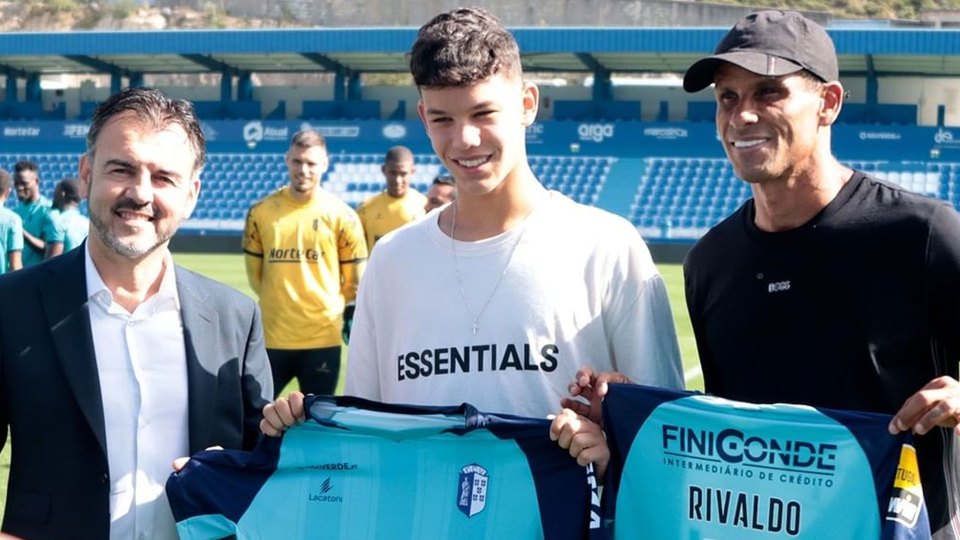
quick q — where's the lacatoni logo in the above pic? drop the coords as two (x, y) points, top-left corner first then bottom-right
(578, 123), (614, 143)
(457, 464), (488, 518)
(382, 123), (407, 140)
(308, 477), (342, 503)
(663, 425), (838, 475)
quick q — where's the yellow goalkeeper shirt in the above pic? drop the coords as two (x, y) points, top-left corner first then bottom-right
(356, 190), (427, 251)
(243, 186), (367, 349)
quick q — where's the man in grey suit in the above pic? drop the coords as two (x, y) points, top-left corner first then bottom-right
(0, 87), (273, 539)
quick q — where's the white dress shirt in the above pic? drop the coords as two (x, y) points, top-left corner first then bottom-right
(85, 246), (189, 540)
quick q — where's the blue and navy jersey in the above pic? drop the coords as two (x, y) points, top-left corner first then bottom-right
(601, 384), (931, 540)
(167, 396), (602, 540)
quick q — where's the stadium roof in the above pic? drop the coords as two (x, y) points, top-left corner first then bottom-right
(0, 26), (958, 79)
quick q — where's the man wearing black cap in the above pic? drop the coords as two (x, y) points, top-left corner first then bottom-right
(680, 10), (960, 538)
(556, 9), (960, 538)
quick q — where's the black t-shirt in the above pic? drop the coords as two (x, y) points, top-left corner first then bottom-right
(684, 171), (960, 536)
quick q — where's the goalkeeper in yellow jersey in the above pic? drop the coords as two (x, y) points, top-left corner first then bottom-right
(243, 130), (367, 396)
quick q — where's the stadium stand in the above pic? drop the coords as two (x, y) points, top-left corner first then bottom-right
(0, 151), (613, 226)
(192, 100), (263, 120)
(7, 150), (956, 245)
(686, 101), (716, 122)
(628, 157), (959, 240)
(0, 24), (956, 252)
(841, 104), (919, 125)
(553, 101), (642, 121)
(302, 101), (381, 120)
(0, 102), (66, 121)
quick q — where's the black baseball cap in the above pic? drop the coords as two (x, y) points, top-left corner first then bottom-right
(683, 10), (839, 93)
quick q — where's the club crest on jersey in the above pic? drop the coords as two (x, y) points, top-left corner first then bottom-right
(457, 464), (488, 518)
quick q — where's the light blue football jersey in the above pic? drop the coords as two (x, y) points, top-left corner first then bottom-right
(167, 396), (603, 540)
(49, 207), (88, 252)
(602, 384), (931, 540)
(14, 196), (57, 266)
(0, 207), (23, 274)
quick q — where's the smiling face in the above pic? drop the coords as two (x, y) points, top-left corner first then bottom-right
(79, 112), (200, 261)
(13, 169), (39, 204)
(285, 143), (328, 200)
(713, 63), (837, 186)
(417, 72), (537, 199)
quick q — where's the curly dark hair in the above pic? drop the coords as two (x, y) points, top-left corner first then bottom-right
(409, 7), (522, 89)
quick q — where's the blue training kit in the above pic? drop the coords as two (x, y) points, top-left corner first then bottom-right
(601, 383), (931, 540)
(166, 395), (602, 540)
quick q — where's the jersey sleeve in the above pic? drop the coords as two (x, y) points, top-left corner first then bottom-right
(355, 199), (376, 253)
(43, 211), (64, 243)
(344, 258), (380, 400)
(337, 207), (368, 303)
(7, 214), (23, 252)
(241, 206), (263, 257)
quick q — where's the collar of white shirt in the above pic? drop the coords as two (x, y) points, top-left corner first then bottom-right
(83, 244), (181, 315)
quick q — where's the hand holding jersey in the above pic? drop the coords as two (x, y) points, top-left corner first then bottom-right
(549, 408), (610, 478)
(260, 391), (306, 437)
(171, 446), (222, 473)
(557, 367), (960, 486)
(553, 367), (625, 479)
(889, 375), (960, 436)
(561, 366), (633, 427)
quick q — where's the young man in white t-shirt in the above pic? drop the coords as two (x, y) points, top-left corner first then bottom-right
(262, 7), (683, 433)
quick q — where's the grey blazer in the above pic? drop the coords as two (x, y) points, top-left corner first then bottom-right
(0, 245), (273, 539)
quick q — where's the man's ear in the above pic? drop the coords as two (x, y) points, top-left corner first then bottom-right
(521, 82), (540, 127)
(183, 173), (201, 220)
(78, 154), (92, 198)
(819, 81), (844, 126)
(417, 100), (427, 125)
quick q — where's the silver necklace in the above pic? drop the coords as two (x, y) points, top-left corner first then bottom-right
(450, 202), (532, 336)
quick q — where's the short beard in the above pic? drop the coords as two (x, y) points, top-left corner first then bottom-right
(89, 204), (173, 260)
